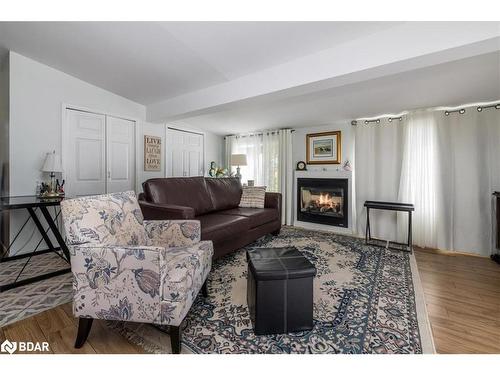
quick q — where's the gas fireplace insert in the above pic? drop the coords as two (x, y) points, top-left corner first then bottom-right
(297, 178), (348, 227)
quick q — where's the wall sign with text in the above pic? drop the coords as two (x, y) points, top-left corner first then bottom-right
(144, 135), (162, 171)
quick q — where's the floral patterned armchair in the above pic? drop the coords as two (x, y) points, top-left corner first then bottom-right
(60, 191), (213, 354)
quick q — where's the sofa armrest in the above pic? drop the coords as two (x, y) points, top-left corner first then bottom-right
(144, 220), (201, 247)
(139, 201), (196, 220)
(70, 244), (163, 323)
(265, 192), (281, 216)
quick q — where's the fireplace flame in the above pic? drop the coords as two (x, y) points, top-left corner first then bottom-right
(317, 193), (334, 208)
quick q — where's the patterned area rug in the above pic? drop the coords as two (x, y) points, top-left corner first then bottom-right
(110, 227), (434, 354)
(0, 252), (73, 327)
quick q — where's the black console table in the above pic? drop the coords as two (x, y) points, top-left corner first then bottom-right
(0, 196), (71, 292)
(364, 200), (415, 253)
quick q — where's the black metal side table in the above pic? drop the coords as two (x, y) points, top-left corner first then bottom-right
(0, 196), (71, 292)
(364, 200), (415, 252)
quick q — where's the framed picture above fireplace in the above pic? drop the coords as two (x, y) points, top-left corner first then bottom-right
(306, 131), (341, 164)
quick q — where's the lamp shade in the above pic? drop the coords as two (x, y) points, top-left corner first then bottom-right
(42, 151), (63, 173)
(231, 154), (247, 166)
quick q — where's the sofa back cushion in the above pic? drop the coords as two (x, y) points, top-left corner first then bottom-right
(61, 191), (149, 246)
(143, 177), (214, 215)
(206, 177), (242, 211)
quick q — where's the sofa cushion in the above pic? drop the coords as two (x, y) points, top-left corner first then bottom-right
(239, 186), (266, 208)
(143, 177), (214, 216)
(206, 177), (242, 211)
(198, 214), (250, 243)
(219, 207), (279, 228)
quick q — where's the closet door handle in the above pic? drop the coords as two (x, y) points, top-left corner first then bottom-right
(108, 171), (111, 179)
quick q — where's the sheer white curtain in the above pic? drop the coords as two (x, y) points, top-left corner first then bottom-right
(225, 130), (293, 224)
(397, 111), (440, 248)
(225, 131), (280, 192)
(279, 129), (293, 225)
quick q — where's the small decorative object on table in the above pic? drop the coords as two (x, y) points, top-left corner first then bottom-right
(296, 161), (307, 171)
(342, 159), (352, 172)
(247, 179), (254, 187)
(246, 247), (316, 335)
(40, 150), (63, 197)
(306, 131), (341, 164)
(208, 161), (217, 177)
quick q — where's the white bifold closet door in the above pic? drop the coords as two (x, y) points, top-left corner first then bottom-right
(65, 109), (135, 197)
(166, 128), (204, 177)
(106, 116), (135, 193)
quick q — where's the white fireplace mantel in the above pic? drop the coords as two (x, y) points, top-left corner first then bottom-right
(293, 169), (355, 235)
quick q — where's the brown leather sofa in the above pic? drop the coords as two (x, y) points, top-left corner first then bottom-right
(138, 177), (282, 259)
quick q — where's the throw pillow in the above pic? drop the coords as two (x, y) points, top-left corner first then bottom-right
(239, 186), (266, 208)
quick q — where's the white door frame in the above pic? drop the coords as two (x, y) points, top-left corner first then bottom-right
(61, 103), (141, 194)
(166, 126), (206, 177)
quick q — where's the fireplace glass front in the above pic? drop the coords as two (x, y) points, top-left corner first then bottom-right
(297, 178), (348, 227)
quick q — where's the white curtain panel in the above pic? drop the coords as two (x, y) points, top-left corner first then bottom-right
(433, 109), (500, 255)
(356, 106), (500, 256)
(279, 129), (294, 225)
(355, 120), (404, 241)
(225, 130), (293, 224)
(226, 132), (280, 192)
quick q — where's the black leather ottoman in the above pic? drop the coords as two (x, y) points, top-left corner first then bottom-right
(246, 247), (316, 335)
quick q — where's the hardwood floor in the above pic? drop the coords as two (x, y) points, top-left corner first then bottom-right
(0, 302), (144, 354)
(1, 249), (499, 354)
(414, 249), (500, 354)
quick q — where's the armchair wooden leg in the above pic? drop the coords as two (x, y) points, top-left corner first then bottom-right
(201, 280), (208, 298)
(170, 325), (182, 354)
(75, 317), (93, 348)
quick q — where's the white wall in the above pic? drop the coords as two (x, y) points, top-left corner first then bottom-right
(0, 54), (9, 196)
(0, 54), (9, 249)
(292, 121), (354, 173)
(9, 52), (146, 195)
(204, 130), (224, 170)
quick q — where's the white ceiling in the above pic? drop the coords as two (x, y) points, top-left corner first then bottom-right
(172, 52), (500, 134)
(0, 21), (499, 135)
(0, 21), (401, 104)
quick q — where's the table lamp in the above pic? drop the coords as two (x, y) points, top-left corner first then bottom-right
(41, 150), (63, 196)
(231, 154), (247, 179)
